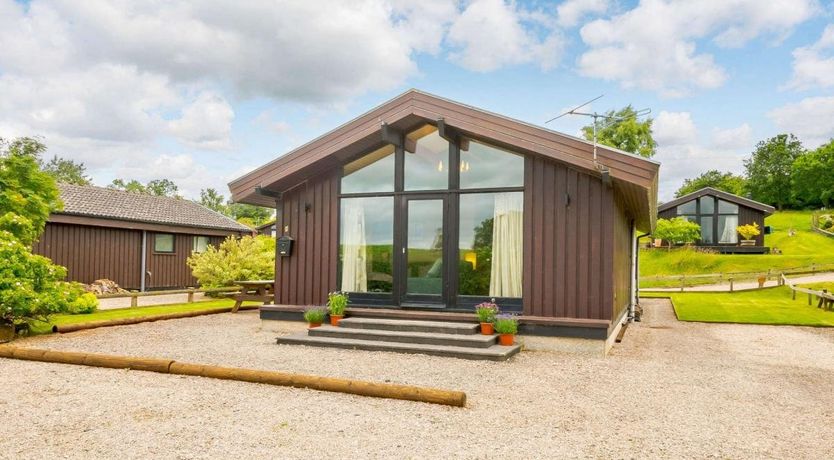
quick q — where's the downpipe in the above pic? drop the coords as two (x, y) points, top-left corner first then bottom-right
(629, 230), (652, 323)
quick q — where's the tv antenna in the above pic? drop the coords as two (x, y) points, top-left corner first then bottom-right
(546, 95), (651, 163)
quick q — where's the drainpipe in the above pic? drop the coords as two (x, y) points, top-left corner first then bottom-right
(140, 230), (147, 292)
(631, 230), (651, 322)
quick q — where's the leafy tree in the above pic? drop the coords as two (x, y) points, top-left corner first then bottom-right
(109, 178), (180, 197)
(744, 134), (805, 210)
(653, 217), (701, 250)
(675, 170), (746, 198)
(41, 155), (92, 185)
(187, 235), (276, 288)
(109, 178), (148, 193)
(581, 105), (657, 158)
(791, 139), (834, 208)
(199, 188), (228, 214)
(228, 202), (273, 226)
(0, 138), (63, 244)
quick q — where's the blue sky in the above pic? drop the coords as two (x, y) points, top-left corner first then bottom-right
(1, 0), (833, 201)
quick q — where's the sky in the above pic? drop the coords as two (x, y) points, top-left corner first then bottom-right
(1, 0), (833, 202)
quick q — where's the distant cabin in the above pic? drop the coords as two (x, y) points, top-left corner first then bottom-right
(33, 184), (252, 290)
(657, 187), (775, 253)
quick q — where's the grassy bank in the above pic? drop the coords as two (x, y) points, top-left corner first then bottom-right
(641, 211), (834, 287)
(29, 299), (258, 335)
(642, 287), (834, 326)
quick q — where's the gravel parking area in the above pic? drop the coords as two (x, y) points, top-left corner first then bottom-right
(2, 300), (834, 459)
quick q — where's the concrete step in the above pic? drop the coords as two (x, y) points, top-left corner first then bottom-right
(336, 317), (479, 335)
(276, 333), (521, 361)
(309, 325), (497, 348)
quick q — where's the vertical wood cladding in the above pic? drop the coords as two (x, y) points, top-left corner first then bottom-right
(276, 171), (340, 306)
(33, 223), (143, 289)
(612, 193), (633, 322)
(145, 233), (225, 289)
(523, 156), (618, 320)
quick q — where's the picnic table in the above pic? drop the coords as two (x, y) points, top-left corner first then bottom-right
(231, 280), (275, 312)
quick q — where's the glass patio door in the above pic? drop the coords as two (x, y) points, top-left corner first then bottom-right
(401, 196), (446, 306)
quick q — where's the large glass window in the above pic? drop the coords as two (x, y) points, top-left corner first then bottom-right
(700, 216), (714, 244)
(339, 197), (394, 293)
(458, 192), (523, 297)
(404, 126), (449, 191)
(459, 140), (524, 189)
(342, 144), (395, 194)
(699, 197), (714, 214)
(676, 200), (696, 214)
(718, 200), (738, 214)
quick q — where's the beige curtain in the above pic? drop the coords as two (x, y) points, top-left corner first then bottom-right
(719, 215), (739, 243)
(340, 200), (367, 292)
(489, 192), (523, 297)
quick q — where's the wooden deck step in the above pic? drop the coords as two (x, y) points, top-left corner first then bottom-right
(275, 334), (521, 361)
(336, 317), (480, 335)
(309, 325), (497, 348)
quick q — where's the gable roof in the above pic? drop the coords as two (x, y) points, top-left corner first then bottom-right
(229, 89), (660, 231)
(658, 187), (775, 216)
(54, 184), (252, 233)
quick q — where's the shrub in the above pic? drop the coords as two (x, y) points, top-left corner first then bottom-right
(0, 230), (96, 327)
(475, 301), (498, 323)
(303, 308), (326, 324)
(818, 214), (834, 231)
(327, 291), (349, 316)
(493, 314), (518, 335)
(654, 217), (701, 249)
(187, 235), (275, 288)
(737, 222), (761, 240)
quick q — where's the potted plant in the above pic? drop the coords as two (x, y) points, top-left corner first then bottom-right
(475, 301), (498, 335)
(493, 313), (518, 346)
(303, 308), (326, 329)
(327, 291), (349, 326)
(737, 222), (761, 246)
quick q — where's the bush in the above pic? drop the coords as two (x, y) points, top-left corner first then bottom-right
(327, 291), (349, 316)
(186, 235), (275, 288)
(0, 230), (96, 327)
(303, 308), (326, 324)
(493, 314), (518, 335)
(737, 222), (761, 240)
(654, 217), (701, 249)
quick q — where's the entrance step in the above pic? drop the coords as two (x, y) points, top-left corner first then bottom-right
(309, 325), (497, 348)
(335, 317), (479, 335)
(275, 334), (521, 361)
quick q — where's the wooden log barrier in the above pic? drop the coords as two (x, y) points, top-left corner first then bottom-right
(52, 305), (260, 333)
(0, 346), (467, 407)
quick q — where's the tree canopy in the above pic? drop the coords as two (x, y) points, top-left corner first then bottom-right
(791, 139), (834, 208)
(743, 134), (805, 210)
(675, 170), (746, 198)
(109, 178), (180, 197)
(653, 217), (701, 249)
(199, 188), (227, 214)
(581, 105), (657, 158)
(41, 155), (92, 185)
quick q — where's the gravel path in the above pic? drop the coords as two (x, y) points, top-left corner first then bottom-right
(2, 301), (834, 459)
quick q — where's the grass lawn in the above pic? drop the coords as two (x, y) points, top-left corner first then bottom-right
(641, 210), (834, 286)
(799, 282), (834, 292)
(642, 286), (834, 326)
(29, 299), (258, 335)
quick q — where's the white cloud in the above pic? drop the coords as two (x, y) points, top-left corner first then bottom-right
(168, 92), (234, 150)
(556, 0), (609, 28)
(253, 110), (292, 134)
(653, 111), (697, 147)
(785, 24), (834, 90)
(447, 0), (564, 72)
(711, 123), (752, 150)
(577, 0), (818, 97)
(768, 96), (834, 148)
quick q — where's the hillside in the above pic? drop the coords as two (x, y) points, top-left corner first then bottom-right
(640, 210), (834, 285)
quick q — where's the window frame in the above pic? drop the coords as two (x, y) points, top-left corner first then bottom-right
(153, 233), (175, 254)
(675, 195), (743, 246)
(192, 235), (210, 254)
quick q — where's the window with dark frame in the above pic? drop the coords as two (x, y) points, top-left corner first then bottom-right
(153, 233), (175, 253)
(192, 236), (210, 253)
(675, 196), (741, 245)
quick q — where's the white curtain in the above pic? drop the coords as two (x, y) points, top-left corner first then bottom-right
(340, 200), (367, 292)
(489, 193), (523, 297)
(719, 215), (739, 244)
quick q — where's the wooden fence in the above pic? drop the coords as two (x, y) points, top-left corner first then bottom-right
(781, 274), (834, 310)
(642, 263), (834, 292)
(97, 286), (240, 308)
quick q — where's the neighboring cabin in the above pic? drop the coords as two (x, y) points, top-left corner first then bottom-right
(657, 187), (775, 253)
(33, 184), (252, 290)
(229, 89), (660, 344)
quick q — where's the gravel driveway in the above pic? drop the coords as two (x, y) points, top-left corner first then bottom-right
(2, 300), (833, 459)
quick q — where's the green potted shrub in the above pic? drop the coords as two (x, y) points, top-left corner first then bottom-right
(303, 308), (326, 329)
(475, 301), (498, 335)
(737, 222), (761, 246)
(327, 291), (349, 326)
(493, 313), (519, 346)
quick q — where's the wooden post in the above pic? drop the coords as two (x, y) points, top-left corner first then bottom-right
(808, 293), (812, 305)
(680, 275), (685, 292)
(130, 293), (138, 308)
(187, 289), (195, 303)
(792, 288), (796, 300)
(729, 277), (734, 293)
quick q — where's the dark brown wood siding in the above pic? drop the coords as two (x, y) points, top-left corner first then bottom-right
(146, 232), (225, 289)
(523, 156), (617, 320)
(33, 223), (143, 289)
(612, 194), (633, 322)
(275, 172), (340, 306)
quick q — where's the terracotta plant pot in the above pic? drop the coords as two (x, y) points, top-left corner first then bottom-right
(0, 323), (14, 343)
(498, 333), (514, 346)
(329, 314), (344, 326)
(480, 322), (494, 335)
(308, 322), (322, 329)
